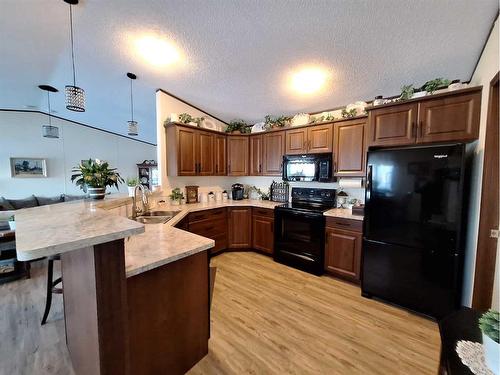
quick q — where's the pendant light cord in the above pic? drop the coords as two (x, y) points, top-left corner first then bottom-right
(69, 4), (77, 86)
(130, 78), (134, 122)
(47, 91), (52, 126)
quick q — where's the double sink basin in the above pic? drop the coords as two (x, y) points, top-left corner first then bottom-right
(132, 210), (181, 224)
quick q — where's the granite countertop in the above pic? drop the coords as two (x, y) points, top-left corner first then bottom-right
(15, 199), (144, 261)
(15, 195), (363, 278)
(323, 208), (364, 221)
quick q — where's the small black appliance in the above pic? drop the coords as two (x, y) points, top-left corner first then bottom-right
(231, 183), (244, 200)
(282, 153), (333, 182)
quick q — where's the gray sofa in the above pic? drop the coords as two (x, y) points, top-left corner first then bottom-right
(0, 194), (86, 211)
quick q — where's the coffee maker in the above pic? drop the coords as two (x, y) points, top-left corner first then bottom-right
(231, 183), (244, 200)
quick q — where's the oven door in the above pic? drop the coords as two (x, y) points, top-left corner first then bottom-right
(274, 209), (325, 275)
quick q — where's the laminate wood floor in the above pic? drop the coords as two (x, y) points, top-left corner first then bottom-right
(0, 252), (440, 375)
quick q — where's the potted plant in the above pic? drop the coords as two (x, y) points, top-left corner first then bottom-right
(126, 177), (139, 197)
(421, 78), (451, 95)
(178, 113), (204, 127)
(71, 159), (124, 200)
(479, 309), (499, 374)
(264, 115), (292, 130)
(8, 215), (15, 231)
(399, 84), (415, 101)
(226, 120), (248, 134)
(169, 187), (184, 205)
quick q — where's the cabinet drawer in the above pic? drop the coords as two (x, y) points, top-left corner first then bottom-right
(189, 218), (226, 236)
(252, 207), (274, 218)
(326, 217), (363, 232)
(189, 208), (227, 223)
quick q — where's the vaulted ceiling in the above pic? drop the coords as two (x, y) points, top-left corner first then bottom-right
(0, 0), (497, 143)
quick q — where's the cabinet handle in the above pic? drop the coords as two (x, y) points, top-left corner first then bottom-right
(228, 164), (231, 173)
(216, 164), (218, 173)
(304, 141), (307, 151)
(335, 222), (350, 227)
(411, 122), (416, 138)
(333, 161), (337, 173)
(418, 121), (423, 139)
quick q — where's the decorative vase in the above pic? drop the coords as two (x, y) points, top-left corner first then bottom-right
(8, 221), (15, 230)
(128, 186), (135, 197)
(88, 187), (106, 200)
(483, 333), (499, 374)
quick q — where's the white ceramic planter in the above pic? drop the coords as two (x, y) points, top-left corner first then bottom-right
(483, 333), (499, 374)
(128, 186), (135, 197)
(412, 91), (428, 99)
(8, 221), (15, 230)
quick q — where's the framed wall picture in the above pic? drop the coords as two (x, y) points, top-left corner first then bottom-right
(10, 157), (47, 178)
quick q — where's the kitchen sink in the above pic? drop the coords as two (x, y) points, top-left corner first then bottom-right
(140, 210), (180, 217)
(131, 209), (180, 224)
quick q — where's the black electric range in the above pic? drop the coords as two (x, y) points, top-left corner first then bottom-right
(274, 187), (336, 275)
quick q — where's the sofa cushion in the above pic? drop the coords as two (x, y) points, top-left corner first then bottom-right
(0, 197), (14, 211)
(7, 195), (38, 210)
(36, 195), (64, 206)
(63, 194), (86, 202)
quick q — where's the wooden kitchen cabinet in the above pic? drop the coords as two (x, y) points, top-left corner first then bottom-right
(325, 217), (363, 283)
(367, 87), (481, 147)
(249, 135), (263, 175)
(368, 103), (417, 147)
(417, 91), (481, 143)
(188, 208), (227, 255)
(227, 136), (249, 176)
(285, 123), (333, 155)
(285, 128), (308, 155)
(262, 132), (285, 175)
(228, 207), (252, 248)
(166, 124), (215, 176)
(214, 135), (227, 175)
(307, 123), (333, 153)
(252, 208), (274, 255)
(333, 118), (367, 177)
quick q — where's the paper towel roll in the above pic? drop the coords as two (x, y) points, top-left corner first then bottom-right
(338, 178), (364, 189)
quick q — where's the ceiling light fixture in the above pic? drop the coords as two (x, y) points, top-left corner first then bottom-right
(135, 35), (181, 66)
(39, 85), (60, 139)
(290, 67), (329, 95)
(126, 72), (138, 136)
(64, 0), (85, 112)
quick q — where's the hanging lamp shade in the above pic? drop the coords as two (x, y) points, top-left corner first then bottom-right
(127, 72), (138, 136)
(64, 0), (85, 112)
(39, 85), (60, 139)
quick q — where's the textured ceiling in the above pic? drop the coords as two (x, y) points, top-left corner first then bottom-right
(0, 0), (498, 144)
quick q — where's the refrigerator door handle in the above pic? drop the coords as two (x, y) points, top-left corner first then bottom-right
(366, 165), (373, 200)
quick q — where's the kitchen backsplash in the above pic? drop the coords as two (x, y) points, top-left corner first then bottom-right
(161, 176), (365, 203)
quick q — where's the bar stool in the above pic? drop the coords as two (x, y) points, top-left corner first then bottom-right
(41, 255), (62, 325)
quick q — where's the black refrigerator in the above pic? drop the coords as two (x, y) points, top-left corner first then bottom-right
(362, 144), (468, 319)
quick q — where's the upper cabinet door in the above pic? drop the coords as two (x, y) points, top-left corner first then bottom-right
(262, 132), (285, 176)
(177, 127), (197, 176)
(197, 131), (215, 176)
(333, 119), (367, 177)
(368, 103), (417, 147)
(214, 135), (227, 176)
(417, 91), (481, 144)
(227, 136), (249, 176)
(285, 128), (308, 155)
(307, 123), (333, 154)
(249, 135), (263, 176)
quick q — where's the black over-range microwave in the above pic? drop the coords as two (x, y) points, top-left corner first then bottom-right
(282, 153), (333, 182)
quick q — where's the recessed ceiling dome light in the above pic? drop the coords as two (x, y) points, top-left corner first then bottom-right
(135, 35), (181, 66)
(290, 66), (329, 95)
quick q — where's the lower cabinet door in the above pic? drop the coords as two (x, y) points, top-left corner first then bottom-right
(324, 227), (362, 282)
(252, 215), (274, 255)
(228, 207), (252, 248)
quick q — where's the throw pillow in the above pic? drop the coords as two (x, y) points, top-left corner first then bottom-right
(36, 195), (64, 206)
(7, 195), (39, 210)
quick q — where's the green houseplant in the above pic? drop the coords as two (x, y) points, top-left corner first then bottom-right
(169, 187), (184, 205)
(71, 159), (124, 200)
(178, 113), (204, 127)
(126, 177), (139, 197)
(226, 120), (248, 133)
(422, 78), (451, 95)
(479, 309), (499, 373)
(400, 84), (415, 101)
(264, 115), (292, 130)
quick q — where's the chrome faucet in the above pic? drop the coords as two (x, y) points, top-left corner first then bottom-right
(132, 184), (149, 219)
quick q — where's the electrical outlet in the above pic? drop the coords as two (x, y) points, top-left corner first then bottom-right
(490, 229), (499, 239)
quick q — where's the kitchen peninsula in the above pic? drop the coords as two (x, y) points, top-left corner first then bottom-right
(15, 198), (215, 375)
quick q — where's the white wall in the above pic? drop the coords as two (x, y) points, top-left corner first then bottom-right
(155, 90), (365, 201)
(462, 18), (499, 307)
(0, 111), (156, 199)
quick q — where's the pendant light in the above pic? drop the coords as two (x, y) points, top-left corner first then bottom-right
(64, 0), (85, 112)
(127, 72), (138, 136)
(39, 85), (60, 139)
